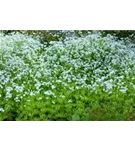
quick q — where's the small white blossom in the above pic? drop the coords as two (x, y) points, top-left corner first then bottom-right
(0, 108), (4, 112)
(67, 99), (72, 103)
(44, 90), (55, 96)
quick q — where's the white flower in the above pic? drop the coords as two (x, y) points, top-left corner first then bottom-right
(67, 99), (72, 103)
(51, 85), (56, 89)
(35, 72), (41, 78)
(0, 108), (4, 112)
(6, 93), (12, 99)
(14, 97), (20, 102)
(60, 95), (65, 98)
(30, 91), (35, 96)
(44, 90), (55, 96)
(120, 87), (128, 93)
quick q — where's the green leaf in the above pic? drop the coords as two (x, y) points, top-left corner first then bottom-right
(72, 114), (80, 121)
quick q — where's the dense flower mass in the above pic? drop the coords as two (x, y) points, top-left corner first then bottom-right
(0, 31), (135, 121)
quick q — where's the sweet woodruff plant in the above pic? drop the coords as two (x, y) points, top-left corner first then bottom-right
(0, 31), (135, 120)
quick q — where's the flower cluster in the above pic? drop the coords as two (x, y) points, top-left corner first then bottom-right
(0, 31), (135, 120)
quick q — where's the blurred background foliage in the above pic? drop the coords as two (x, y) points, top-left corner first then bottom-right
(1, 30), (135, 45)
(1, 30), (91, 46)
(100, 30), (135, 38)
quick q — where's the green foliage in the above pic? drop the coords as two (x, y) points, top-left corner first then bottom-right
(2, 30), (134, 45)
(100, 30), (135, 39)
(0, 31), (135, 121)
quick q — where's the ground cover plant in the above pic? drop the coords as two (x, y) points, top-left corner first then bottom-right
(0, 31), (135, 121)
